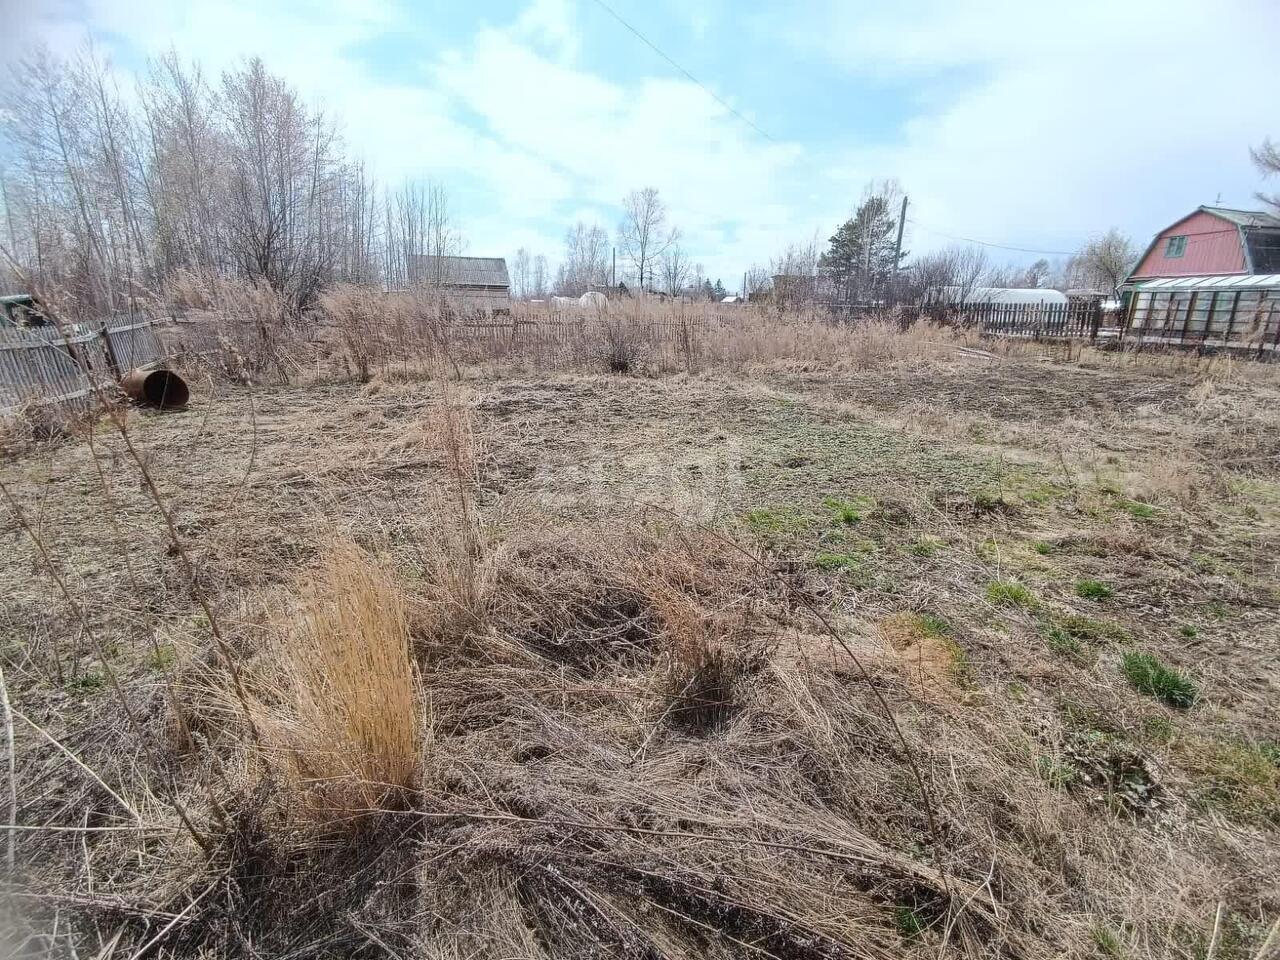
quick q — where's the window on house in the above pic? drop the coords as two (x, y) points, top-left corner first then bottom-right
(1165, 235), (1187, 258)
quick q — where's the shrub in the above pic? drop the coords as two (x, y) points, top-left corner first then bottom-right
(986, 579), (1034, 608)
(592, 315), (649, 373)
(1121, 651), (1198, 709)
(1075, 579), (1114, 600)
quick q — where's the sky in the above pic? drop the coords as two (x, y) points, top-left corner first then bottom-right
(6, 0), (1280, 288)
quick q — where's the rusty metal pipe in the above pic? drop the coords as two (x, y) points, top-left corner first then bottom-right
(120, 368), (189, 409)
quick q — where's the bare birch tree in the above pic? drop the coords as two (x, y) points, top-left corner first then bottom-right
(618, 188), (678, 291)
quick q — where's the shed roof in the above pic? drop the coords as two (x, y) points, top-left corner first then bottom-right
(1198, 206), (1280, 229)
(1131, 274), (1280, 291)
(410, 255), (509, 287)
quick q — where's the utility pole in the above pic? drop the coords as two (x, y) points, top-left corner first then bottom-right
(612, 247), (616, 288)
(893, 195), (908, 274)
(891, 195), (909, 307)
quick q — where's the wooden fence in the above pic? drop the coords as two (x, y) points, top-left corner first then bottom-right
(958, 302), (1104, 341)
(0, 314), (168, 418)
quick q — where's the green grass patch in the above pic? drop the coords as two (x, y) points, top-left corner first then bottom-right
(147, 643), (176, 672)
(1140, 715), (1175, 746)
(908, 536), (942, 557)
(893, 905), (926, 940)
(1052, 613), (1128, 644)
(1090, 924), (1126, 959)
(822, 495), (873, 526)
(1121, 651), (1198, 709)
(1123, 500), (1157, 520)
(986, 579), (1035, 608)
(1185, 739), (1280, 826)
(1037, 755), (1078, 790)
(744, 505), (813, 538)
(971, 488), (1010, 513)
(1075, 579), (1114, 600)
(1179, 624), (1198, 639)
(916, 612), (952, 638)
(68, 672), (106, 694)
(1032, 540), (1054, 555)
(1045, 629), (1087, 661)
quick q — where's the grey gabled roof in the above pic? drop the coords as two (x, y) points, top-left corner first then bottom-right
(410, 255), (509, 288)
(1199, 206), (1280, 228)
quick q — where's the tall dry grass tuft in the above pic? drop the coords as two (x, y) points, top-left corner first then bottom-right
(167, 273), (299, 383)
(411, 388), (496, 649)
(255, 541), (420, 821)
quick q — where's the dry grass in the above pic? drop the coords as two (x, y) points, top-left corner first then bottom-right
(251, 540), (420, 822)
(4, 288), (1280, 958)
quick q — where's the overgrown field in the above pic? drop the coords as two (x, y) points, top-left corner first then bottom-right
(2, 329), (1279, 958)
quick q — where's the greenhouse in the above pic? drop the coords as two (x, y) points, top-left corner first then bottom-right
(1123, 274), (1280, 350)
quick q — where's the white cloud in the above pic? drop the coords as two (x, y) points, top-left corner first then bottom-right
(792, 0), (1280, 257)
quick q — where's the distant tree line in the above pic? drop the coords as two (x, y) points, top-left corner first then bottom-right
(511, 186), (726, 301)
(0, 46), (463, 316)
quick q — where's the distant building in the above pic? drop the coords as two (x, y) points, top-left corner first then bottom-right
(407, 255), (511, 314)
(1122, 206), (1280, 346)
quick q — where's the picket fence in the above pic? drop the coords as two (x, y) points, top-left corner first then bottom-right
(0, 314), (167, 418)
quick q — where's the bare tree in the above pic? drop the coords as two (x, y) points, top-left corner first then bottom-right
(618, 188), (678, 291)
(1070, 228), (1137, 294)
(769, 235), (821, 307)
(1253, 138), (1280, 213)
(385, 181), (461, 291)
(743, 265), (771, 299)
(554, 222), (609, 295)
(511, 247), (531, 299)
(1, 45), (473, 316)
(531, 254), (548, 299)
(659, 243), (691, 297)
(908, 245), (989, 307)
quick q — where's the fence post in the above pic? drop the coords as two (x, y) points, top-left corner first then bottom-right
(98, 319), (122, 380)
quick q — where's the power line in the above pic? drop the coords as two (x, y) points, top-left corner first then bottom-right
(587, 0), (777, 143)
(906, 219), (1074, 256)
